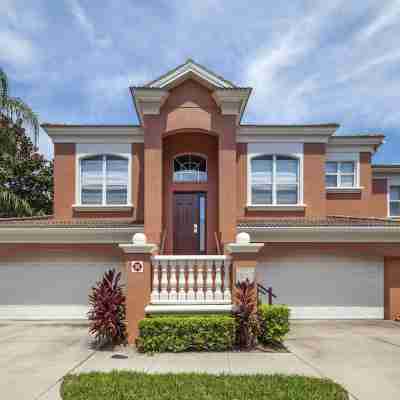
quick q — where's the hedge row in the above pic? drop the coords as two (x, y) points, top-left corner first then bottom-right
(136, 315), (236, 352)
(136, 305), (290, 353)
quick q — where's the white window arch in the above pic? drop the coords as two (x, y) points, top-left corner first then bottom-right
(250, 154), (300, 205)
(173, 153), (207, 183)
(79, 154), (129, 205)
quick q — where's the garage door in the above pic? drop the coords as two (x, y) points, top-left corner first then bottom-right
(0, 251), (124, 320)
(256, 251), (384, 319)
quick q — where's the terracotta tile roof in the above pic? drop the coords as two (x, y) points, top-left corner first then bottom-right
(0, 216), (143, 228)
(238, 216), (400, 228)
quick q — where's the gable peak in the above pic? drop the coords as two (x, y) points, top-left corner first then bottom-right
(145, 59), (236, 90)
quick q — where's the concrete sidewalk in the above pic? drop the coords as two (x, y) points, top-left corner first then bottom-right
(2, 321), (400, 400)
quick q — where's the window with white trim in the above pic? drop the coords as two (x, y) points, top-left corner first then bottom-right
(80, 155), (129, 205)
(389, 185), (400, 217)
(325, 161), (356, 188)
(250, 155), (299, 205)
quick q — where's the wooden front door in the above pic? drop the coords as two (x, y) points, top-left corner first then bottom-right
(173, 193), (206, 254)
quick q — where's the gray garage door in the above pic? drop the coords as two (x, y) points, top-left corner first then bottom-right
(256, 251), (384, 319)
(0, 251), (124, 319)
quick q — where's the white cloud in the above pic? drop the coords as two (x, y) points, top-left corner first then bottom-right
(338, 49), (400, 83)
(0, 29), (35, 66)
(88, 72), (149, 100)
(358, 0), (400, 41)
(67, 0), (112, 48)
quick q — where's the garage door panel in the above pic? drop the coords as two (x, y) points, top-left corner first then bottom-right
(0, 253), (124, 319)
(256, 253), (384, 319)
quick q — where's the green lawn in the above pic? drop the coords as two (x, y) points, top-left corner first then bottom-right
(61, 371), (348, 400)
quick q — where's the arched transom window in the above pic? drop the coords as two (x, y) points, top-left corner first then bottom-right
(173, 154), (207, 183)
(80, 155), (129, 205)
(251, 155), (299, 205)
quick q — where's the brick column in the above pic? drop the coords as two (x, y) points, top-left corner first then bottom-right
(384, 257), (400, 320)
(143, 116), (163, 244)
(119, 233), (158, 344)
(225, 232), (264, 302)
(218, 116), (237, 246)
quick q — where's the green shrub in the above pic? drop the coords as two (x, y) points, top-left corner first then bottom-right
(136, 315), (236, 352)
(258, 304), (290, 344)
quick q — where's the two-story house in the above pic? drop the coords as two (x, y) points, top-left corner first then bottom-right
(1, 60), (400, 342)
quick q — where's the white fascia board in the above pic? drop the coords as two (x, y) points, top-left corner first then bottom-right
(44, 127), (144, 144)
(153, 255), (230, 261)
(149, 62), (234, 90)
(237, 126), (337, 143)
(0, 226), (143, 243)
(237, 226), (400, 242)
(327, 137), (384, 154)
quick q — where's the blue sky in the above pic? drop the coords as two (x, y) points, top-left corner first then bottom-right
(1, 0), (400, 163)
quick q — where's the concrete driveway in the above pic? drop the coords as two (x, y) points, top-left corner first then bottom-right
(0, 321), (93, 400)
(286, 320), (400, 400)
(1, 320), (400, 400)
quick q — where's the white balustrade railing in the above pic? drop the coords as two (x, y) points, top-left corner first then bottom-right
(151, 255), (232, 304)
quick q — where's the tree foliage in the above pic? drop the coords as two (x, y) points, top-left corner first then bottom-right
(0, 117), (53, 217)
(0, 68), (39, 146)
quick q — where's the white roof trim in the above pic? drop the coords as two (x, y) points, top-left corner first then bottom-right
(43, 126), (144, 144)
(0, 226), (143, 243)
(149, 60), (234, 90)
(237, 225), (400, 243)
(237, 125), (338, 143)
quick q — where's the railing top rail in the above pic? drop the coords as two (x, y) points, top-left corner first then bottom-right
(153, 255), (230, 261)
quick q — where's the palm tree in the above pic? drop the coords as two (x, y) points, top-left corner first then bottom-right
(0, 67), (39, 217)
(0, 68), (39, 146)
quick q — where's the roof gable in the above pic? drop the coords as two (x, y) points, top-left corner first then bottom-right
(146, 59), (236, 90)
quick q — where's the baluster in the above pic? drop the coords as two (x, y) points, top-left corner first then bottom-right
(178, 260), (186, 301)
(160, 260), (169, 301)
(205, 260), (214, 301)
(151, 261), (160, 302)
(223, 260), (231, 301)
(214, 260), (223, 301)
(169, 260), (177, 301)
(186, 260), (196, 301)
(196, 260), (204, 302)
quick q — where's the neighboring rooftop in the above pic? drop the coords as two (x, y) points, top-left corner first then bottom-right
(238, 216), (400, 229)
(0, 216), (143, 228)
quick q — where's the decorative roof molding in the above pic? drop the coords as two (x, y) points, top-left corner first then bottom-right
(237, 225), (400, 243)
(130, 88), (169, 123)
(146, 59), (235, 90)
(42, 125), (144, 144)
(212, 88), (251, 122)
(327, 135), (384, 154)
(237, 124), (339, 143)
(0, 225), (144, 243)
(372, 165), (400, 174)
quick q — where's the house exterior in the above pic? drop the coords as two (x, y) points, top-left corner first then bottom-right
(1, 59), (400, 342)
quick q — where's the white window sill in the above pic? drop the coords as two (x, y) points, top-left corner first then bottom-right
(72, 204), (133, 212)
(326, 187), (363, 194)
(246, 204), (306, 212)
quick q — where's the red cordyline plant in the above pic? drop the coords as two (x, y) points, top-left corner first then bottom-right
(233, 279), (260, 349)
(88, 269), (127, 347)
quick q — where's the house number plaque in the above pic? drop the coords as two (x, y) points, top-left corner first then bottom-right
(130, 261), (144, 273)
(237, 267), (255, 283)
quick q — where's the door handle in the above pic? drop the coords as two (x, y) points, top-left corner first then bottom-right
(193, 224), (198, 234)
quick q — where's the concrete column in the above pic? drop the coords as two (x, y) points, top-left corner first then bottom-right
(384, 257), (400, 320)
(225, 232), (264, 303)
(119, 233), (158, 344)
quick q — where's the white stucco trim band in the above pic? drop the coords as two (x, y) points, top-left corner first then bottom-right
(238, 226), (400, 242)
(0, 226), (144, 243)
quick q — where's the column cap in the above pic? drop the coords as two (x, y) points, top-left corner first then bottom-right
(119, 233), (158, 254)
(224, 232), (264, 254)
